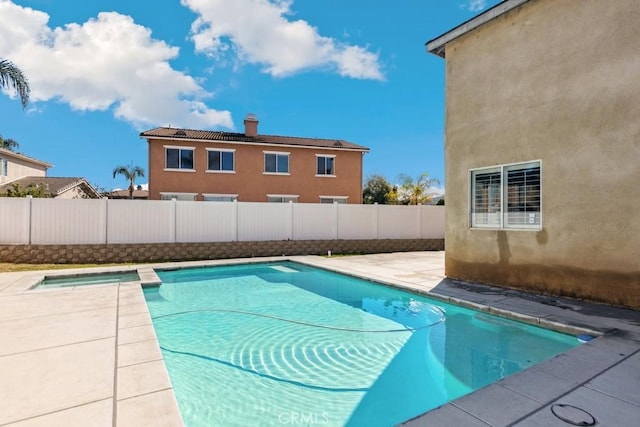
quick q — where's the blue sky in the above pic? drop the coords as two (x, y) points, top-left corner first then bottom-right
(0, 0), (499, 192)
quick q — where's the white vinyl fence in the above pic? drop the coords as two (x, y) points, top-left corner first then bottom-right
(0, 197), (444, 245)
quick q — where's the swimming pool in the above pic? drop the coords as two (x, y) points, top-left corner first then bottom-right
(36, 271), (140, 288)
(144, 261), (580, 426)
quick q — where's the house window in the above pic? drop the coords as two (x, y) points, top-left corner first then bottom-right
(471, 167), (501, 228)
(264, 152), (289, 174)
(267, 194), (298, 203)
(316, 155), (335, 176)
(320, 196), (348, 204)
(0, 159), (7, 176)
(203, 194), (238, 202)
(470, 161), (541, 229)
(207, 149), (235, 172)
(165, 146), (194, 170)
(160, 192), (197, 201)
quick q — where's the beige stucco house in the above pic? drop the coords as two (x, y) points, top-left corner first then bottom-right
(426, 0), (639, 308)
(0, 176), (101, 199)
(141, 115), (369, 203)
(0, 147), (50, 184)
(0, 148), (100, 199)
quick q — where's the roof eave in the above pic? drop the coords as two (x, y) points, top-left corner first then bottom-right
(141, 134), (369, 152)
(425, 0), (532, 58)
(0, 148), (53, 168)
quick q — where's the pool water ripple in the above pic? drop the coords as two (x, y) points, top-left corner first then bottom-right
(146, 262), (580, 426)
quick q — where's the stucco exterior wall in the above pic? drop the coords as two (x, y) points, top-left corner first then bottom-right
(0, 155), (47, 184)
(147, 139), (364, 203)
(55, 186), (91, 199)
(443, 0), (640, 307)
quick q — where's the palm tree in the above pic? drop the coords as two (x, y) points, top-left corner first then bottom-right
(398, 173), (440, 205)
(0, 135), (19, 151)
(0, 59), (30, 109)
(113, 164), (145, 199)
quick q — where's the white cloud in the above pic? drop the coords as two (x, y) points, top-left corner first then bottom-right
(0, 1), (232, 130)
(463, 0), (488, 12)
(181, 0), (384, 80)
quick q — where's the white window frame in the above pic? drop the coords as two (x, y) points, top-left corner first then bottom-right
(0, 158), (7, 176)
(160, 192), (197, 201)
(315, 154), (336, 177)
(206, 148), (235, 173)
(263, 151), (290, 175)
(266, 194), (299, 203)
(203, 193), (238, 202)
(469, 160), (541, 230)
(164, 145), (195, 172)
(319, 195), (348, 204)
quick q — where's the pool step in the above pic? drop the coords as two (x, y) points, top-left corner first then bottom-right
(138, 267), (162, 287)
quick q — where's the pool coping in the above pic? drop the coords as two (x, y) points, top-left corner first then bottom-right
(290, 256), (603, 339)
(21, 265), (162, 291)
(288, 255), (640, 427)
(1, 252), (638, 426)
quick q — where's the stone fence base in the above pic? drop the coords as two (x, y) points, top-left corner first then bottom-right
(0, 239), (444, 264)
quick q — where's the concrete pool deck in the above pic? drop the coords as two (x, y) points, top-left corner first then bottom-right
(0, 251), (638, 426)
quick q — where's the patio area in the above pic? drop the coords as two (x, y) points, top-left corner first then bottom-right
(0, 251), (638, 426)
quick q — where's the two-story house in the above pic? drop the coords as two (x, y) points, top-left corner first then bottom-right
(0, 147), (50, 184)
(140, 115), (369, 203)
(0, 147), (100, 199)
(426, 0), (639, 308)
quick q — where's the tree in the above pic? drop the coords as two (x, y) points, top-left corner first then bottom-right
(113, 164), (145, 200)
(89, 182), (109, 197)
(0, 135), (19, 152)
(363, 174), (393, 204)
(0, 59), (30, 109)
(397, 173), (441, 205)
(3, 183), (47, 198)
(385, 186), (400, 205)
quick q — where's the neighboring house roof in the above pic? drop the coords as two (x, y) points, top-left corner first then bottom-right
(0, 177), (101, 198)
(426, 0), (531, 57)
(0, 147), (53, 169)
(107, 189), (149, 199)
(140, 127), (370, 152)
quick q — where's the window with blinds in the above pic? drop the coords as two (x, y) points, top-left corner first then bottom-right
(471, 168), (501, 227)
(505, 163), (541, 227)
(470, 161), (541, 229)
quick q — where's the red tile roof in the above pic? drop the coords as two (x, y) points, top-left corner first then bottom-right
(107, 189), (149, 199)
(140, 127), (369, 151)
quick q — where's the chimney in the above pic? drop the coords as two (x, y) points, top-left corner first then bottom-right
(244, 113), (258, 137)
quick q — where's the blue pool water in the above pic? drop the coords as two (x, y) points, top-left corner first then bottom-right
(144, 262), (580, 426)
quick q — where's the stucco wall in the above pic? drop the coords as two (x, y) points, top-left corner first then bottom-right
(0, 155), (47, 184)
(443, 0), (640, 308)
(56, 186), (90, 199)
(147, 139), (364, 203)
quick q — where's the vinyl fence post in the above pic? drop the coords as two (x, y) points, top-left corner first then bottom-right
(334, 201), (339, 240)
(288, 200), (294, 240)
(26, 195), (32, 245)
(374, 202), (379, 240)
(103, 197), (109, 244)
(233, 200), (238, 242)
(171, 198), (177, 243)
(417, 204), (422, 239)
